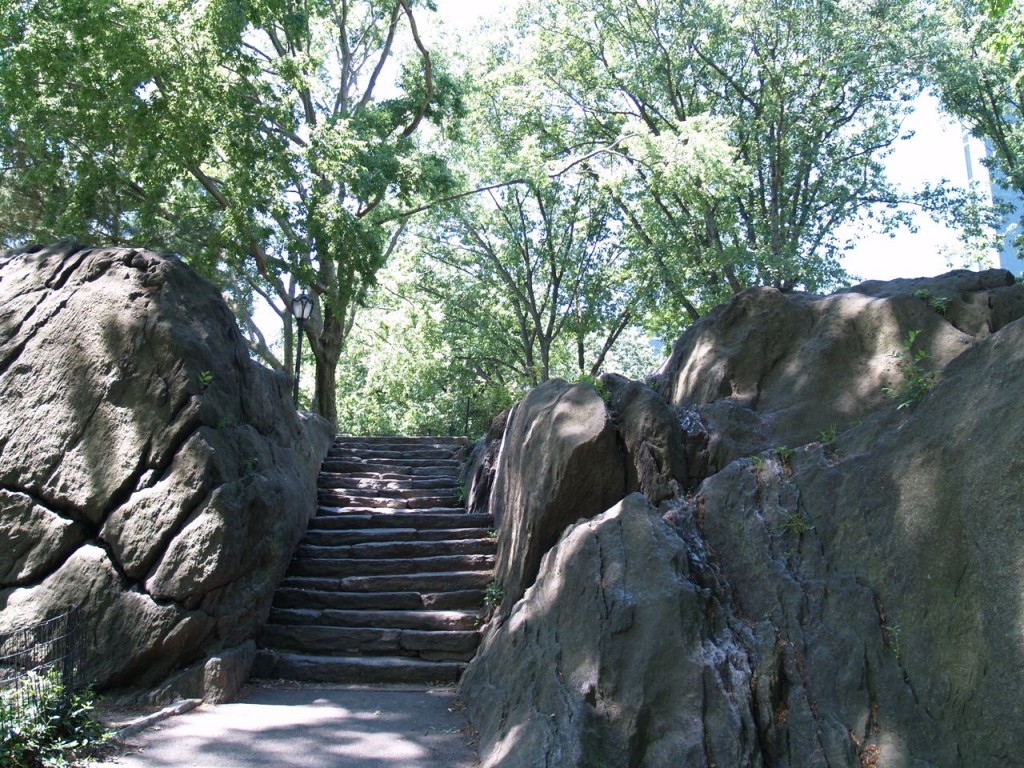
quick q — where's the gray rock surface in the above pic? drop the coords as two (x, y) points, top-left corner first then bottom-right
(460, 408), (509, 518)
(650, 269), (1024, 471)
(462, 270), (1024, 767)
(661, 308), (1024, 765)
(462, 494), (758, 768)
(602, 374), (687, 503)
(488, 380), (625, 610)
(0, 242), (332, 699)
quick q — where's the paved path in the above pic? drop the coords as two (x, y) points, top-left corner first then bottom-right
(92, 683), (480, 768)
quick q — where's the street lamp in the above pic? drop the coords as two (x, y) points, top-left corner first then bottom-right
(291, 292), (314, 407)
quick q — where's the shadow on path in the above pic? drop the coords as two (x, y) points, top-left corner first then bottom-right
(92, 683), (480, 768)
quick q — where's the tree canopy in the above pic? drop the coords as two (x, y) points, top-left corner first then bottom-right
(416, 40), (644, 388)
(0, 0), (461, 423)
(930, 0), (1024, 202)
(2, 0), (1020, 432)
(506, 0), (941, 334)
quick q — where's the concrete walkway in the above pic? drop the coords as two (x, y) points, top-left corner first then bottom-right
(91, 683), (480, 768)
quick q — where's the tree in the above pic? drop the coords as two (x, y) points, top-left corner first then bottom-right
(333, 41), (661, 434)
(334, 234), (658, 437)
(0, 0), (461, 424)
(931, 0), (1024, 204)
(411, 37), (648, 389)
(417, 183), (638, 387)
(334, 255), (521, 437)
(508, 0), (932, 336)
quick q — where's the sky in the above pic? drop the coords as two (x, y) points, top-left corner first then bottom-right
(429, 0), (995, 285)
(839, 97), (993, 283)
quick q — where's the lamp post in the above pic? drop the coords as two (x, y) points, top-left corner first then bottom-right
(291, 292), (314, 407)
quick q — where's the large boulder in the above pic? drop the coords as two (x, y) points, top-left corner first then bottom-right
(0, 242), (332, 699)
(459, 408), (510, 518)
(467, 376), (689, 618)
(602, 374), (688, 502)
(651, 269), (1024, 475)
(461, 494), (759, 768)
(667, 309), (1024, 765)
(463, 270), (1024, 766)
(489, 380), (625, 610)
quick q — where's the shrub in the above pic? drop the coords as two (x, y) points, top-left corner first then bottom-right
(0, 670), (108, 768)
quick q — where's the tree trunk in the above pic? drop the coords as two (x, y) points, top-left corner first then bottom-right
(313, 343), (341, 427)
(308, 304), (349, 427)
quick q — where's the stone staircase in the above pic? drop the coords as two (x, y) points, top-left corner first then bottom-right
(253, 436), (495, 684)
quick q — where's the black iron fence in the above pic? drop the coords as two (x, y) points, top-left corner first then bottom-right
(0, 606), (86, 731)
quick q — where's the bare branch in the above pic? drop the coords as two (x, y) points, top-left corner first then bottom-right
(388, 179), (532, 220)
(354, 3), (402, 113)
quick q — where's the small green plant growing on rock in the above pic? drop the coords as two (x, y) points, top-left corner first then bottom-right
(774, 446), (794, 467)
(929, 295), (951, 315)
(577, 374), (611, 404)
(883, 622), (903, 662)
(818, 424), (837, 446)
(818, 425), (841, 460)
(883, 329), (936, 410)
(913, 288), (951, 316)
(198, 370), (214, 390)
(775, 512), (814, 535)
(484, 580), (504, 609)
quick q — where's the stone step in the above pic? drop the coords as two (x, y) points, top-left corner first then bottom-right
(327, 444), (464, 456)
(316, 492), (461, 509)
(309, 511), (490, 529)
(301, 527), (492, 545)
(252, 651), (465, 684)
(272, 588), (486, 611)
(258, 625), (479, 660)
(268, 607), (480, 631)
(318, 484), (460, 501)
(288, 554), (494, 578)
(325, 447), (463, 461)
(332, 471), (461, 483)
(279, 570), (494, 594)
(261, 434), (487, 686)
(295, 539), (495, 560)
(333, 436), (467, 448)
(256, 625), (479, 666)
(318, 475), (460, 491)
(321, 459), (462, 475)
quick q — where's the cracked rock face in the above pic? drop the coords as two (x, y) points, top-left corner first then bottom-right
(0, 242), (331, 694)
(462, 270), (1024, 767)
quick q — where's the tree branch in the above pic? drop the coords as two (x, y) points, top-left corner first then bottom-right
(396, 0), (434, 138)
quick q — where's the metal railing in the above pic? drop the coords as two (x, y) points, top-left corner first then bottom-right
(0, 606), (86, 730)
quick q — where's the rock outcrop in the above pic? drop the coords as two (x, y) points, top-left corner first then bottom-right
(488, 380), (626, 610)
(461, 269), (1024, 767)
(651, 269), (1020, 475)
(464, 376), (692, 613)
(460, 493), (757, 767)
(0, 241), (331, 701)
